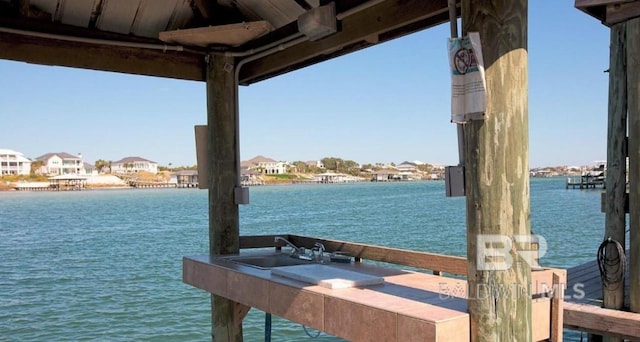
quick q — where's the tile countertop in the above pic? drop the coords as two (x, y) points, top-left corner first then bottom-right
(183, 251), (471, 341)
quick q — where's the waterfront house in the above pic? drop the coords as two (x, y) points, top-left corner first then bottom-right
(306, 160), (325, 169)
(111, 156), (158, 174)
(0, 149), (31, 175)
(36, 152), (84, 175)
(242, 155), (288, 174)
(83, 163), (97, 175)
(396, 161), (418, 172)
(172, 170), (198, 186)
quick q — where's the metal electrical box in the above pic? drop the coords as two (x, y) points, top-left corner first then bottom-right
(445, 166), (465, 197)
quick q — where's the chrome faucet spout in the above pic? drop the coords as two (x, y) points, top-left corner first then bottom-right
(314, 242), (326, 263)
(274, 236), (303, 255)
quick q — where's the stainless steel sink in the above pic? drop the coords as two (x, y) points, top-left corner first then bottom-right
(222, 253), (314, 269)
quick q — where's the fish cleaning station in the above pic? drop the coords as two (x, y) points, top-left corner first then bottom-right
(2, 0), (640, 340)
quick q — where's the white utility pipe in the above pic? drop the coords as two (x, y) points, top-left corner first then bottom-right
(231, 35), (310, 187)
(224, 33), (306, 57)
(0, 26), (192, 52)
(336, 0), (386, 20)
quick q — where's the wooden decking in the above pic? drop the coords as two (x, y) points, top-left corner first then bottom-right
(564, 254), (640, 339)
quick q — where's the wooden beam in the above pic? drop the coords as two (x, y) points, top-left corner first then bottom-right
(0, 31), (205, 81)
(575, 0), (635, 8)
(564, 302), (640, 340)
(159, 21), (273, 48)
(461, 0), (531, 341)
(628, 17), (640, 314)
(602, 24), (627, 339)
(551, 272), (564, 342)
(206, 53), (242, 340)
(288, 235), (469, 276)
(239, 0), (451, 84)
(606, 1), (640, 25)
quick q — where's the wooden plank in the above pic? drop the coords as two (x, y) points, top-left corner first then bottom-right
(606, 1), (640, 25)
(159, 21), (273, 47)
(239, 234), (280, 249)
(0, 31), (205, 81)
(564, 302), (640, 340)
(206, 53), (243, 341)
(240, 233), (468, 275)
(603, 24), (627, 337)
(552, 272), (564, 342)
(628, 16), (640, 314)
(461, 0), (530, 340)
(289, 235), (468, 276)
(239, 0), (451, 84)
(533, 298), (551, 341)
(575, 0), (635, 8)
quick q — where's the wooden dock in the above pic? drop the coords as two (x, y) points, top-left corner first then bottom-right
(566, 175), (605, 189)
(564, 253), (640, 339)
(128, 180), (176, 188)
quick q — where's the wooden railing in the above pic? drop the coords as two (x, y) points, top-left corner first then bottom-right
(239, 234), (468, 276)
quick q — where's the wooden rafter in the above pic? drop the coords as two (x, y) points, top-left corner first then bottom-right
(239, 0), (451, 84)
(0, 31), (205, 80)
(607, 1), (640, 24)
(575, 0), (635, 7)
(0, 0), (455, 84)
(576, 0), (640, 25)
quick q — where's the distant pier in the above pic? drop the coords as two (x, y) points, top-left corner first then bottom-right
(566, 174), (605, 189)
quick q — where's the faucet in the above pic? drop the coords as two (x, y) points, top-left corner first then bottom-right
(274, 236), (312, 260)
(313, 242), (326, 263)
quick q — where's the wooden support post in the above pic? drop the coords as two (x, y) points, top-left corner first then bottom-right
(206, 53), (243, 341)
(551, 272), (564, 342)
(461, 1), (531, 340)
(628, 17), (640, 314)
(602, 24), (627, 342)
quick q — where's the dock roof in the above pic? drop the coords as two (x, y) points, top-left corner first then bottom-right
(0, 0), (455, 84)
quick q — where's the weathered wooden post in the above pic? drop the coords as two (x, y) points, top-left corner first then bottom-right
(206, 53), (245, 341)
(461, 0), (531, 340)
(628, 17), (640, 315)
(602, 24), (627, 338)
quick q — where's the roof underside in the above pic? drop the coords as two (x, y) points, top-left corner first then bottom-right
(0, 0), (455, 84)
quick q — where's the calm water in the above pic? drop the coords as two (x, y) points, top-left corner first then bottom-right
(0, 178), (606, 341)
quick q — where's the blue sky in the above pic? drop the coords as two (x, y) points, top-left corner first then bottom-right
(0, 1), (610, 168)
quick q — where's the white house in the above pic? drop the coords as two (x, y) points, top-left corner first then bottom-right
(36, 152), (84, 175)
(306, 160), (325, 169)
(111, 156), (158, 174)
(83, 162), (97, 175)
(242, 155), (289, 174)
(264, 161), (289, 174)
(396, 161), (418, 172)
(0, 149), (31, 175)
